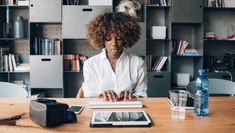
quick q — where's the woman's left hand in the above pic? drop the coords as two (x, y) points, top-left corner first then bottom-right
(118, 91), (133, 102)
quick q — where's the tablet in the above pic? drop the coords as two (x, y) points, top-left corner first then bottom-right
(90, 110), (151, 127)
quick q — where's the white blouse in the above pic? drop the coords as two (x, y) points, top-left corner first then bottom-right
(82, 48), (147, 98)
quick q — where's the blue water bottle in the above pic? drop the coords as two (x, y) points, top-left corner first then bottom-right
(194, 69), (209, 116)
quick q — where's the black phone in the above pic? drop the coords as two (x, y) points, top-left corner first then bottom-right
(68, 105), (84, 114)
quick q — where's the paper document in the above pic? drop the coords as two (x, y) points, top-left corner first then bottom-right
(89, 101), (143, 108)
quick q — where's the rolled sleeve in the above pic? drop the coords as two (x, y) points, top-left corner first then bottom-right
(82, 61), (98, 98)
(133, 60), (148, 98)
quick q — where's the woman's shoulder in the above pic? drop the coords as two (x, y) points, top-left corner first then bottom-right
(84, 54), (99, 64)
(84, 52), (104, 67)
(127, 53), (145, 64)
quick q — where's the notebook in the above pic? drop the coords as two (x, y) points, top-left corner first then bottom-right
(88, 101), (143, 109)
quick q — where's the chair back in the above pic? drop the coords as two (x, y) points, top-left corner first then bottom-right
(0, 82), (28, 98)
(208, 78), (235, 95)
(186, 81), (195, 98)
(186, 78), (235, 97)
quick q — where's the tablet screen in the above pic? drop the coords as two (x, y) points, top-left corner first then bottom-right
(93, 111), (147, 122)
(90, 111), (151, 127)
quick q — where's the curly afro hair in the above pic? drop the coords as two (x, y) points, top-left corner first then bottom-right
(86, 12), (140, 49)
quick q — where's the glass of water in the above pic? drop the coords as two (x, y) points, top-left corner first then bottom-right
(169, 90), (188, 120)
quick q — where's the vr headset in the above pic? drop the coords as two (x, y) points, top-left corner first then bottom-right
(29, 98), (77, 127)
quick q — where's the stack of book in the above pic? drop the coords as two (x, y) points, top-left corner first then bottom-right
(63, 54), (88, 72)
(176, 40), (189, 55)
(151, 56), (168, 71)
(32, 37), (61, 55)
(147, 55), (168, 71)
(0, 48), (29, 72)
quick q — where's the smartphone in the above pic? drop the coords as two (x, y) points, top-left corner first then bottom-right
(68, 105), (84, 114)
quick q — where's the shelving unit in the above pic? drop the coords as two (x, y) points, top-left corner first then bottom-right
(1, 0), (234, 98)
(203, 5), (235, 81)
(0, 3), (29, 84)
(170, 0), (203, 89)
(146, 3), (171, 97)
(28, 0), (63, 97)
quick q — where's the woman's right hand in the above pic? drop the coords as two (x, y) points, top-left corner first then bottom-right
(98, 90), (119, 102)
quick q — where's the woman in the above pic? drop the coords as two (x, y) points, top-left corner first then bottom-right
(81, 12), (147, 101)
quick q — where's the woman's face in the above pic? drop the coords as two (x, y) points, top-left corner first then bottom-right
(105, 33), (123, 57)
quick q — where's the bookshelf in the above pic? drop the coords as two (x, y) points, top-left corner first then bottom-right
(0, 2), (29, 84)
(1, 0), (234, 98)
(146, 1), (171, 97)
(28, 0), (63, 98)
(170, 0), (204, 89)
(203, 4), (235, 81)
(146, 0), (203, 90)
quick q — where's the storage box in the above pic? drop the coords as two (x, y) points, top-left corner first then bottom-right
(151, 26), (166, 39)
(174, 73), (190, 87)
(30, 55), (63, 88)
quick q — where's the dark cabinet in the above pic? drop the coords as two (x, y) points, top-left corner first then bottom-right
(147, 72), (171, 97)
(171, 0), (203, 23)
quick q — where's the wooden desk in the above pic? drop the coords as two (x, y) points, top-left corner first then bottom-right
(0, 97), (235, 133)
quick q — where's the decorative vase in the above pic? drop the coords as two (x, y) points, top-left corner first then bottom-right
(13, 16), (24, 38)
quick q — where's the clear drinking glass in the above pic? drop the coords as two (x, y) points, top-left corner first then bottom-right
(169, 90), (188, 120)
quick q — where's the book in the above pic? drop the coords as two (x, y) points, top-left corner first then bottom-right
(32, 37), (38, 55)
(8, 54), (13, 72)
(177, 40), (182, 55)
(179, 41), (189, 55)
(55, 39), (61, 55)
(11, 54), (17, 71)
(4, 55), (8, 72)
(156, 56), (167, 71)
(176, 40), (189, 55)
(160, 0), (164, 6)
(72, 59), (80, 72)
(163, 0), (167, 6)
(152, 56), (163, 71)
(49, 39), (54, 55)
